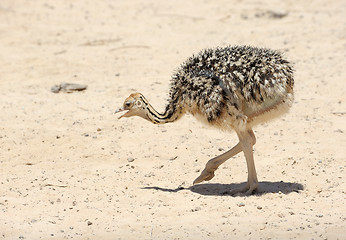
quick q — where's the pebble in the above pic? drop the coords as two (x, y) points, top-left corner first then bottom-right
(257, 206), (262, 210)
(144, 172), (155, 177)
(51, 82), (87, 93)
(127, 157), (135, 162)
(87, 221), (92, 226)
(267, 9), (289, 19)
(191, 207), (201, 212)
(237, 203), (245, 207)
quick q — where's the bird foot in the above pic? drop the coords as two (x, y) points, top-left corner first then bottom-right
(193, 169), (215, 185)
(229, 182), (258, 196)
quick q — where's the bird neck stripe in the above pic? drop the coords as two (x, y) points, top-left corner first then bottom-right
(140, 95), (172, 122)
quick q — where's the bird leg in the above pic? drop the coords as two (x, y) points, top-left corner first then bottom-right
(193, 130), (256, 185)
(229, 129), (258, 195)
(193, 142), (243, 185)
(193, 129), (258, 195)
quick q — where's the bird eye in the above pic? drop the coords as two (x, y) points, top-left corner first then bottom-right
(125, 102), (131, 108)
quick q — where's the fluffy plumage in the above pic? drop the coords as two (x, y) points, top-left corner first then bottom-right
(162, 46), (294, 129)
(115, 45), (294, 195)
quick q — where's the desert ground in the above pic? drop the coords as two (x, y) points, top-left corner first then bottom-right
(0, 0), (345, 239)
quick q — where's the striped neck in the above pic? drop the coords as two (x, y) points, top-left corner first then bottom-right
(140, 95), (180, 124)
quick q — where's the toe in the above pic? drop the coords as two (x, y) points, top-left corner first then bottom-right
(193, 170), (215, 185)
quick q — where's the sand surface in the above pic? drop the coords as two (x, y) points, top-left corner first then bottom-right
(1, 0), (345, 239)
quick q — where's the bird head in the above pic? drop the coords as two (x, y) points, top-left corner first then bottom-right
(114, 93), (150, 120)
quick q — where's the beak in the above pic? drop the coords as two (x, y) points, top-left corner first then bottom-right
(114, 106), (127, 119)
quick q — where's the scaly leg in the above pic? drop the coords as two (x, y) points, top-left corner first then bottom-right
(229, 129), (258, 195)
(193, 143), (242, 185)
(193, 129), (256, 185)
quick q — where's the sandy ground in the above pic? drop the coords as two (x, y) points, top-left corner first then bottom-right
(1, 0), (345, 239)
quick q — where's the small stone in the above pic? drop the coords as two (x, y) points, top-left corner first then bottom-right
(237, 203), (245, 207)
(191, 207), (201, 212)
(267, 9), (289, 19)
(87, 221), (92, 226)
(97, 128), (101, 131)
(127, 157), (135, 162)
(51, 85), (61, 93)
(144, 172), (155, 177)
(19, 235), (25, 239)
(51, 82), (87, 93)
(316, 214), (323, 218)
(257, 206), (262, 210)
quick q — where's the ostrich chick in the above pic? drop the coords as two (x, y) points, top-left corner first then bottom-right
(115, 46), (294, 195)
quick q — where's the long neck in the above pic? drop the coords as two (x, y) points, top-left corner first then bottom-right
(141, 95), (182, 124)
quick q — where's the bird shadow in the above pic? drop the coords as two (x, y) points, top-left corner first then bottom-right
(142, 181), (304, 197)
